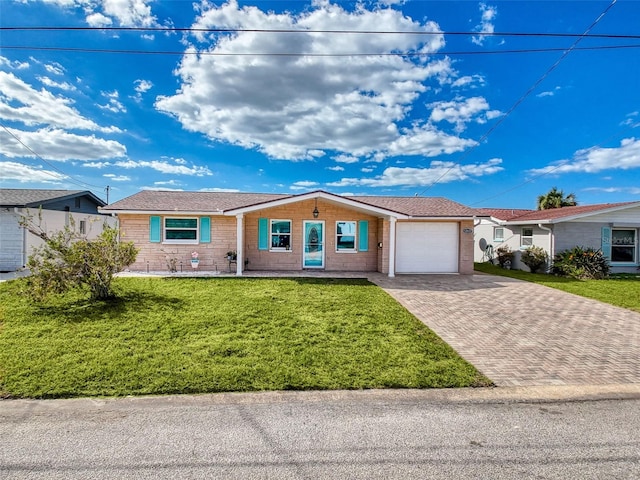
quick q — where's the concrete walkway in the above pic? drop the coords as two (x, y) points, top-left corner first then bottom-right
(370, 273), (640, 387)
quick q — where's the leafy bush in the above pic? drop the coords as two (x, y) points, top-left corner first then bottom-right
(21, 216), (138, 301)
(552, 246), (609, 279)
(521, 246), (548, 273)
(495, 245), (515, 268)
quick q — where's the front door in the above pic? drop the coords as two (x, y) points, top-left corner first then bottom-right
(303, 221), (324, 268)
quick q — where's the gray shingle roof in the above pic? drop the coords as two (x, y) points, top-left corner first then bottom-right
(0, 189), (105, 207)
(477, 202), (640, 223)
(103, 190), (475, 217)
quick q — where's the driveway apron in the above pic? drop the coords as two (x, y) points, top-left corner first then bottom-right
(370, 273), (640, 386)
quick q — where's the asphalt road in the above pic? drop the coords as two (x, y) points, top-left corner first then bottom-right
(2, 388), (639, 479)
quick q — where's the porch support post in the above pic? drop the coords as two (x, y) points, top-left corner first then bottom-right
(236, 214), (244, 276)
(388, 217), (396, 278)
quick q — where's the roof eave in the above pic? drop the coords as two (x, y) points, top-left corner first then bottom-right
(99, 208), (225, 215)
(225, 190), (410, 219)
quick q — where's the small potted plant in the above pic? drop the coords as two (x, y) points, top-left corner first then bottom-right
(190, 251), (200, 269)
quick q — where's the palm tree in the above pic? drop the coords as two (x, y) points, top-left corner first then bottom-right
(537, 187), (577, 210)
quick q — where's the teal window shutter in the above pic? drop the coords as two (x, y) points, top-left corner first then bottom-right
(358, 220), (369, 252)
(149, 216), (161, 243)
(258, 218), (268, 250)
(200, 217), (211, 243)
(601, 226), (611, 260)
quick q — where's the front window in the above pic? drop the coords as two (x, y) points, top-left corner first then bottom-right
(164, 217), (198, 243)
(271, 220), (291, 250)
(493, 227), (504, 242)
(336, 221), (356, 251)
(521, 227), (533, 246)
(79, 220), (86, 235)
(611, 229), (636, 263)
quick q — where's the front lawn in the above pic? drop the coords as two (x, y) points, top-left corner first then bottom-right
(0, 277), (489, 399)
(475, 262), (640, 313)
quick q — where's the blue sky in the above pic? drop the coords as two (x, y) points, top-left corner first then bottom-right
(1, 0), (639, 208)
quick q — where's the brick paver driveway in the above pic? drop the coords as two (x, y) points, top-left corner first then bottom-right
(370, 273), (640, 386)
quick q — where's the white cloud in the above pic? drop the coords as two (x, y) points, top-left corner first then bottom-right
(582, 186), (640, 195)
(0, 127), (126, 161)
(37, 76), (77, 92)
(537, 86), (561, 98)
(361, 167), (375, 173)
(134, 79), (153, 93)
(200, 187), (242, 193)
(103, 173), (131, 181)
(155, 1), (477, 162)
(429, 96), (501, 132)
(35, 0), (161, 28)
(327, 165), (345, 171)
(621, 111), (640, 128)
(334, 155), (360, 164)
(44, 62), (65, 75)
(452, 75), (486, 88)
(111, 159), (213, 176)
(0, 161), (67, 183)
(0, 71), (120, 133)
(290, 180), (319, 190)
(472, 3), (497, 46)
(0, 56), (30, 70)
(86, 12), (113, 27)
(327, 158), (503, 187)
(99, 90), (126, 113)
(528, 138), (640, 176)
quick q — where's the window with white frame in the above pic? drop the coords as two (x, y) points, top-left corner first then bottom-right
(336, 221), (356, 252)
(79, 220), (86, 235)
(611, 229), (636, 263)
(521, 227), (533, 246)
(270, 219), (291, 250)
(164, 217), (198, 243)
(493, 227), (504, 242)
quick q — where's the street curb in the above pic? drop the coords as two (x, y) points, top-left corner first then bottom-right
(2, 384), (640, 413)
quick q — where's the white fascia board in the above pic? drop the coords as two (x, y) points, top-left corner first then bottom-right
(224, 190), (409, 219)
(503, 202), (640, 225)
(98, 209), (225, 216)
(406, 216), (474, 221)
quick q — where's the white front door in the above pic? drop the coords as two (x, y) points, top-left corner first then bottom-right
(303, 220), (325, 268)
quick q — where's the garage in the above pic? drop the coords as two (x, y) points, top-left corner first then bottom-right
(396, 222), (459, 273)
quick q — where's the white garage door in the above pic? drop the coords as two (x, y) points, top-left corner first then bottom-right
(396, 222), (459, 273)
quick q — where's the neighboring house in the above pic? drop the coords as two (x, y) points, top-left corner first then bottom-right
(0, 189), (115, 272)
(475, 202), (640, 273)
(100, 190), (477, 277)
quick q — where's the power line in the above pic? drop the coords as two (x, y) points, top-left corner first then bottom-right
(2, 26), (639, 40)
(414, 0), (619, 198)
(0, 122), (107, 195)
(2, 43), (639, 57)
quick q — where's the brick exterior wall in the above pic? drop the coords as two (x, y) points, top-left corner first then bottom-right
(244, 199), (379, 272)
(117, 203), (474, 275)
(119, 214), (236, 273)
(458, 219), (475, 274)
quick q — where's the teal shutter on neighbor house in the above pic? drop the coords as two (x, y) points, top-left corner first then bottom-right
(149, 216), (161, 243)
(199, 217), (211, 243)
(358, 220), (369, 252)
(601, 226), (611, 260)
(258, 218), (268, 250)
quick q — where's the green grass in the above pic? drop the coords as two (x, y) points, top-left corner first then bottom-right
(0, 277), (489, 399)
(474, 262), (640, 313)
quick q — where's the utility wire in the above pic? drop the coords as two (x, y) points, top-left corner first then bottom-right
(2, 43), (639, 57)
(414, 0), (618, 198)
(0, 122), (107, 194)
(469, 119), (640, 207)
(2, 26), (639, 40)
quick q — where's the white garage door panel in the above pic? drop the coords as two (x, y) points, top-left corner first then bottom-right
(396, 222), (458, 273)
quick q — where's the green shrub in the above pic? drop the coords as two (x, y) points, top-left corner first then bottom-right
(552, 246), (609, 279)
(495, 245), (515, 268)
(521, 246), (548, 273)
